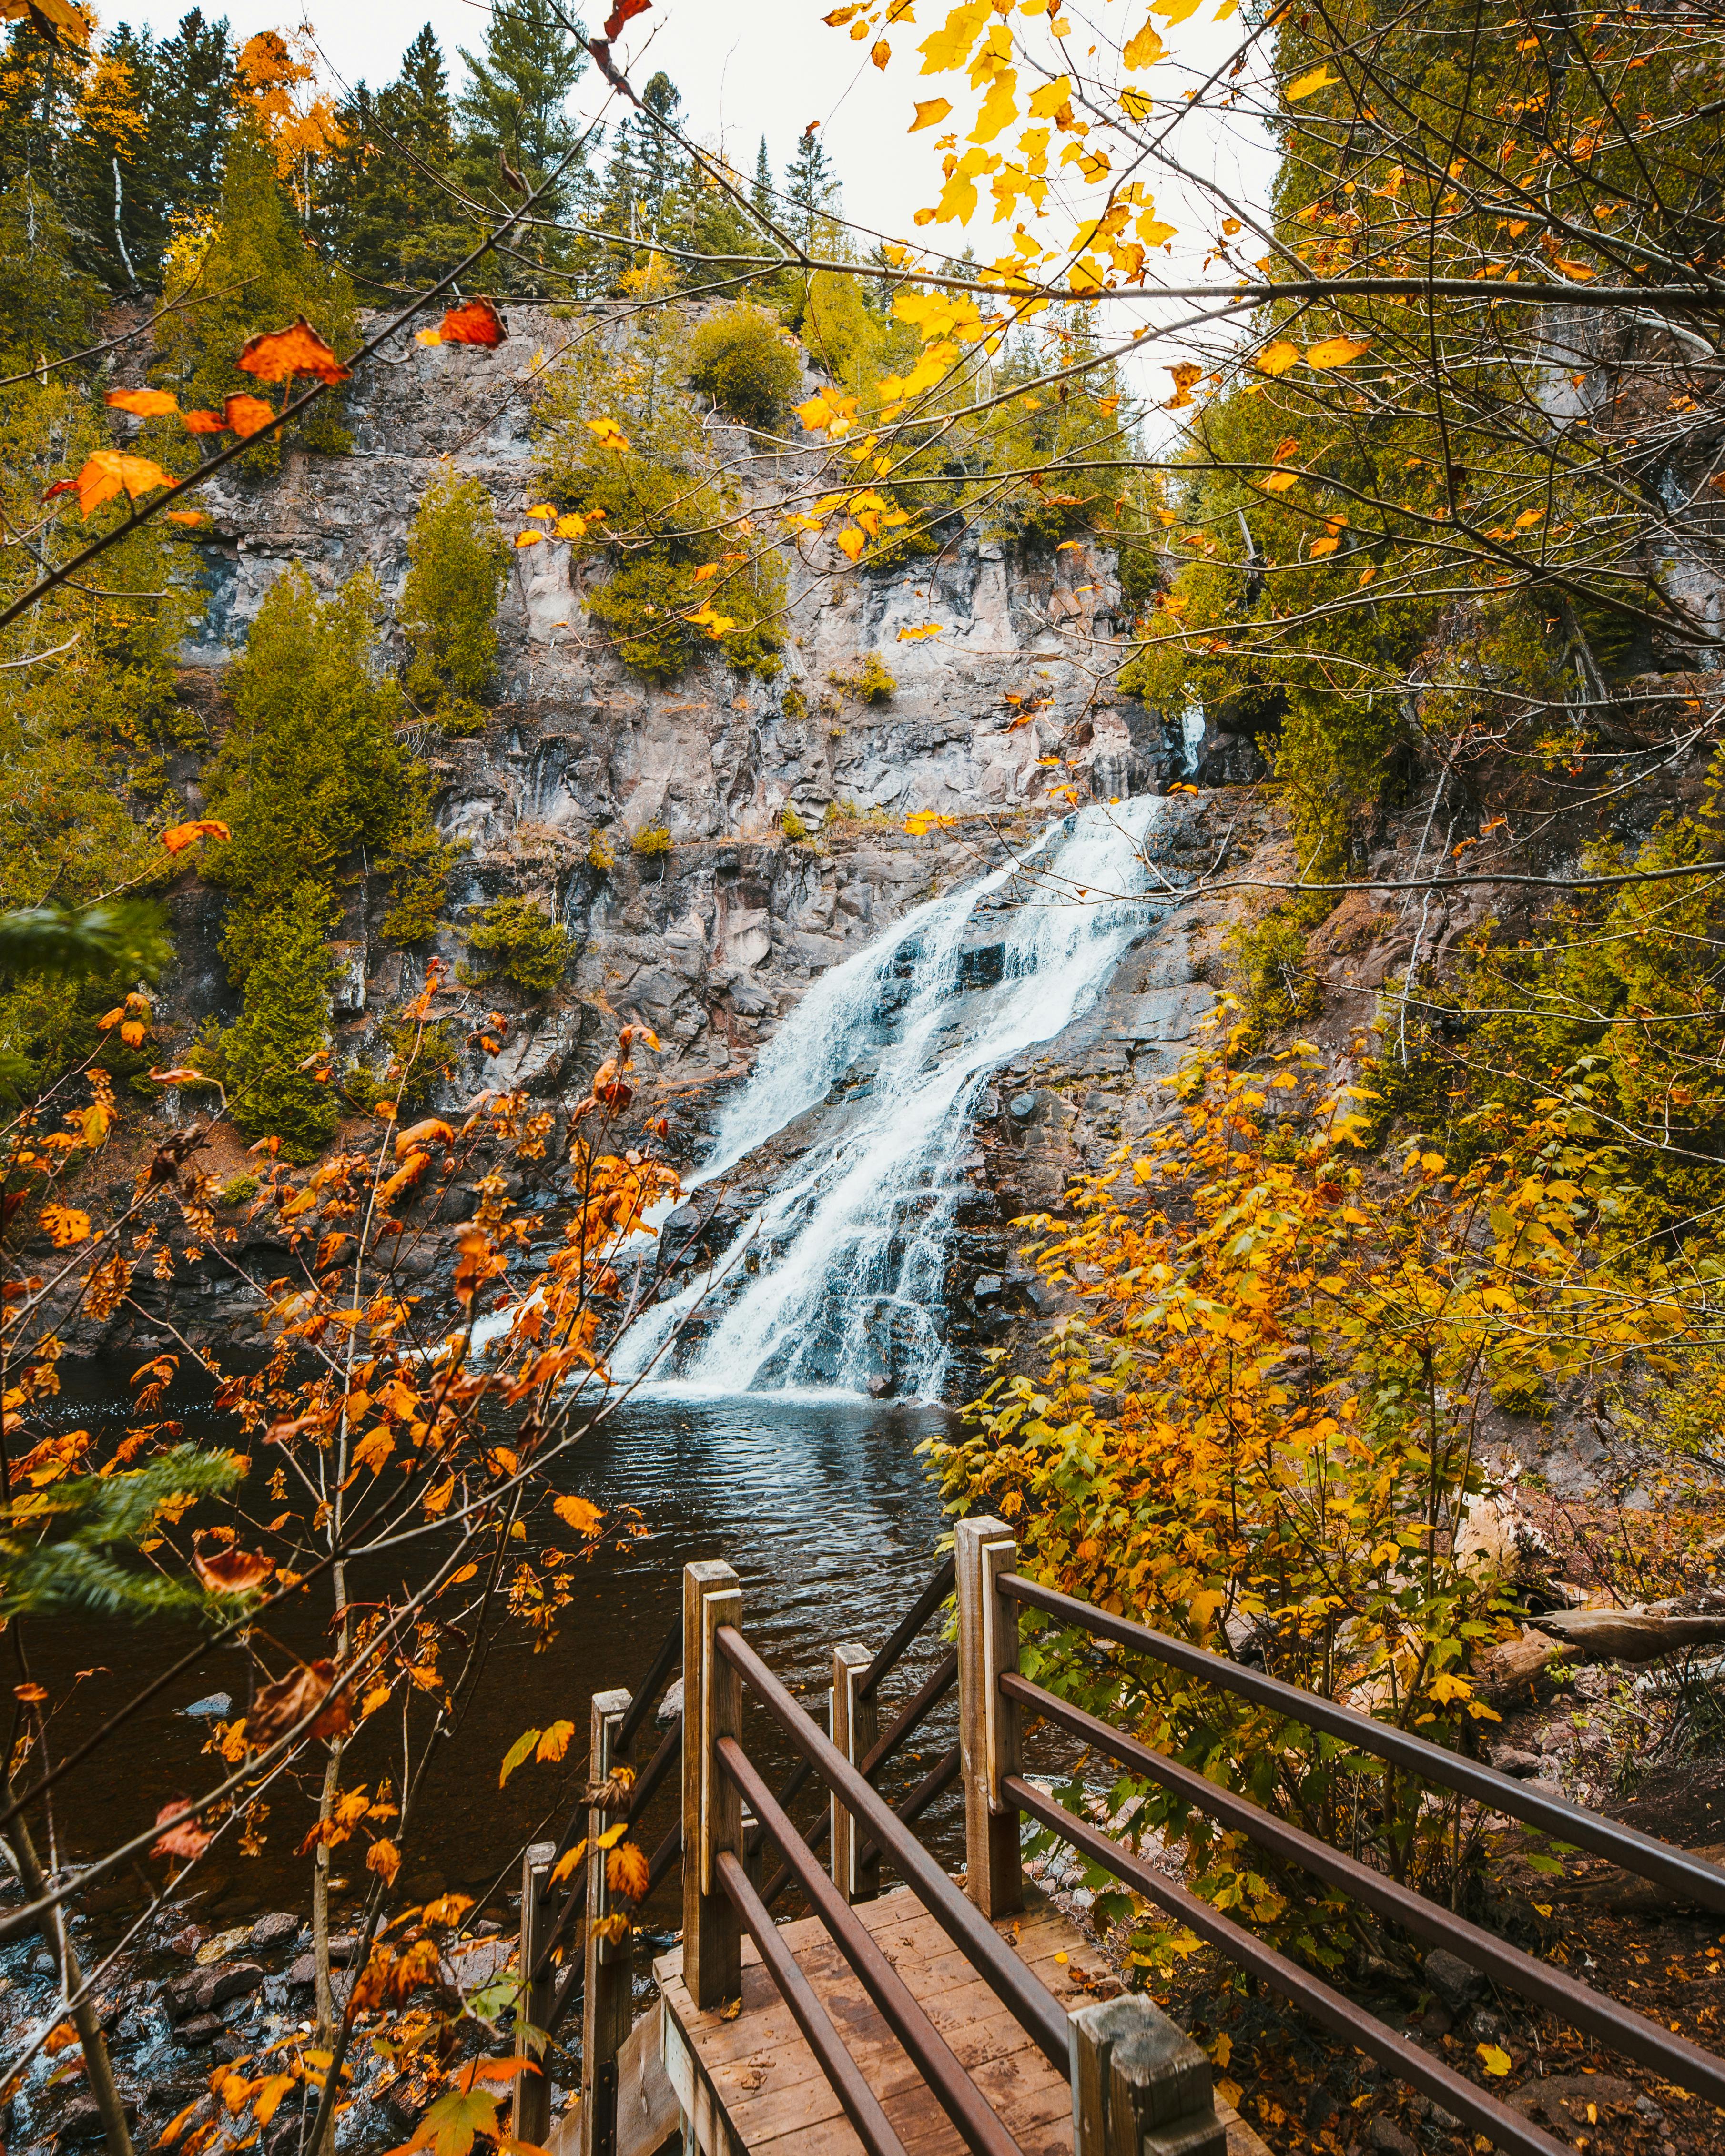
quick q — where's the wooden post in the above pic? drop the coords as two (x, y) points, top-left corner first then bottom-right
(1070, 1995), (1226, 2156)
(955, 1516), (1023, 1919)
(581, 1687), (632, 2156)
(513, 1838), (558, 2145)
(681, 1559), (742, 2011)
(830, 1641), (881, 1904)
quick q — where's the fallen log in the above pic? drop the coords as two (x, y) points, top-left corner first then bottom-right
(1533, 1609), (1725, 1662)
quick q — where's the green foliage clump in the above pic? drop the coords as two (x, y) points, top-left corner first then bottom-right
(0, 371), (199, 1101)
(686, 303), (801, 430)
(782, 683), (808, 719)
(1221, 913), (1320, 1055)
(536, 311), (785, 683)
(220, 886), (339, 1160)
(780, 805), (811, 842)
(829, 655), (896, 704)
(460, 897), (571, 998)
(401, 468), (511, 731)
(345, 1016), (458, 1112)
(205, 567), (446, 978)
(0, 1446), (244, 1620)
(631, 824), (672, 858)
(217, 1173), (260, 1207)
(586, 829), (616, 874)
(154, 115), (356, 469)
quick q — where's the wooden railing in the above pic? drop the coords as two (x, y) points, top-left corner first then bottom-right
(532, 1515), (1725, 2156)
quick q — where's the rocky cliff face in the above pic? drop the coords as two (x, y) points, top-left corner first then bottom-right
(110, 304), (1235, 1380)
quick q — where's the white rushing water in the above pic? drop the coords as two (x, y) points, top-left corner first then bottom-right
(615, 795), (1162, 1401)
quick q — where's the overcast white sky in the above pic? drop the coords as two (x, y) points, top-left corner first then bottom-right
(107, 0), (1275, 407)
(107, 0), (1271, 267)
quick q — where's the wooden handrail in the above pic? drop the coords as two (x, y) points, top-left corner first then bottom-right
(716, 1848), (911, 2156)
(999, 1569), (1725, 1916)
(720, 1737), (1031, 2156)
(1006, 1776), (1568, 2156)
(612, 1615), (681, 1759)
(715, 1621), (1069, 2066)
(856, 1552), (957, 1700)
(1004, 1668), (1725, 2112)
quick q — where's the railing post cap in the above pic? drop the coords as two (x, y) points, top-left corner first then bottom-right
(686, 1557), (741, 1588)
(955, 1516), (1013, 1546)
(1070, 1993), (1212, 2126)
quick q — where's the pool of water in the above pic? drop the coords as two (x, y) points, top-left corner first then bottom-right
(25, 1380), (963, 1930)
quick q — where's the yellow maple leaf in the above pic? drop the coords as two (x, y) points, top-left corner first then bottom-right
(1306, 335), (1371, 367)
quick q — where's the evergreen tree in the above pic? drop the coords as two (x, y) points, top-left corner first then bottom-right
(457, 0), (588, 233)
(751, 135), (771, 224)
(154, 112), (356, 468)
(335, 26), (469, 292)
(221, 885), (338, 1160)
(782, 125), (837, 254)
(205, 567), (411, 982)
(400, 468), (511, 732)
(591, 70), (689, 286)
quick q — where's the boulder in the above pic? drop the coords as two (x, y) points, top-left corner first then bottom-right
(248, 1912), (301, 1952)
(1422, 1947), (1484, 2014)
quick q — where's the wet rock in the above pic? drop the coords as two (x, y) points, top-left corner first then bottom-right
(286, 1952), (316, 1989)
(656, 1678), (683, 1726)
(165, 1960), (264, 2022)
(248, 1912), (300, 1952)
(1422, 1947), (1484, 2014)
(972, 1273), (1004, 1306)
(181, 1692), (232, 1720)
(1008, 1092), (1038, 1124)
(54, 2095), (140, 2143)
(177, 2012), (224, 2045)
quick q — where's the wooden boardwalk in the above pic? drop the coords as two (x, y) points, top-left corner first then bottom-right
(654, 1883), (1265, 2156)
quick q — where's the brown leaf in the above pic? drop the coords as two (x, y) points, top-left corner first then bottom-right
(250, 1658), (352, 1747)
(236, 317), (351, 386)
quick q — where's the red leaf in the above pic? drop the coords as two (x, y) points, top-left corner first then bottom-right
(601, 0), (651, 34)
(236, 317), (351, 386)
(437, 298), (507, 349)
(152, 1800), (211, 1862)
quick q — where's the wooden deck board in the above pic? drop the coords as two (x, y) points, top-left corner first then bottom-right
(655, 1881), (1118, 2156)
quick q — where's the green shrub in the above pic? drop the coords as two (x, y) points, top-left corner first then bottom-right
(782, 683), (808, 719)
(222, 888), (339, 1161)
(205, 567), (448, 977)
(829, 655), (896, 704)
(345, 1017), (458, 1112)
(459, 898), (571, 998)
(631, 824), (672, 859)
(400, 468), (511, 729)
(216, 1172), (260, 1207)
(780, 805), (811, 842)
(686, 303), (802, 430)
(1221, 913), (1320, 1056)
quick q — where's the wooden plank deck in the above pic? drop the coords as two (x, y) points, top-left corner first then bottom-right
(654, 1882), (1268, 2156)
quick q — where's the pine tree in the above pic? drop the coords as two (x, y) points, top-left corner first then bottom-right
(154, 112), (356, 468)
(752, 135), (771, 223)
(221, 886), (338, 1161)
(335, 26), (469, 292)
(457, 0), (588, 231)
(782, 125), (837, 254)
(400, 468), (511, 731)
(591, 70), (690, 287)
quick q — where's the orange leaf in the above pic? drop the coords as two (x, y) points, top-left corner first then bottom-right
(73, 450), (174, 518)
(182, 409), (228, 434)
(552, 1493), (603, 1536)
(105, 386), (179, 417)
(166, 510), (209, 527)
(223, 394), (278, 440)
(438, 297), (507, 348)
(192, 1535), (274, 1596)
(396, 1117), (455, 1157)
(366, 1837), (402, 1886)
(236, 316), (351, 386)
(162, 819), (230, 853)
(606, 1840), (650, 1901)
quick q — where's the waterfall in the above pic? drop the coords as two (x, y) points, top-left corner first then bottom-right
(617, 796), (1163, 1401)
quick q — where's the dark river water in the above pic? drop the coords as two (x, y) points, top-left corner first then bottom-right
(26, 1377), (963, 1935)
